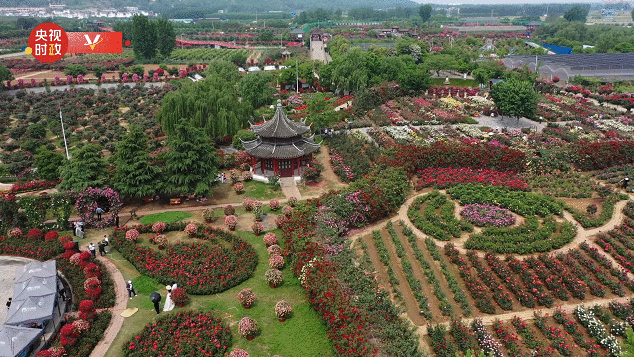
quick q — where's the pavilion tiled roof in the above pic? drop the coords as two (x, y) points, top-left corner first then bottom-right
(243, 137), (320, 159)
(250, 101), (311, 139)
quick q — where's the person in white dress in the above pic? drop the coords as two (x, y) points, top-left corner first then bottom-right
(163, 284), (177, 312)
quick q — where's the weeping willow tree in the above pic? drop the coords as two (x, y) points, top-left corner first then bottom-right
(157, 74), (253, 138)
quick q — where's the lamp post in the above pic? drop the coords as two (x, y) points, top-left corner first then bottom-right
(59, 108), (70, 160)
(180, 33), (184, 49)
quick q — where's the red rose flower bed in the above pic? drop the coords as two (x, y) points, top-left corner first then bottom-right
(112, 222), (257, 295)
(4, 179), (61, 194)
(124, 311), (231, 357)
(415, 167), (529, 191)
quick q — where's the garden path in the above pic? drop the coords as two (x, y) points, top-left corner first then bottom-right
(73, 240), (128, 357)
(15, 70), (52, 80)
(279, 177), (302, 200)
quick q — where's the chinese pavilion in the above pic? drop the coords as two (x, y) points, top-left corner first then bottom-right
(243, 100), (320, 178)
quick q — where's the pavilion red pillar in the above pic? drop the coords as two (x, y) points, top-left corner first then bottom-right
(297, 157), (301, 176)
(261, 159), (265, 174)
(274, 159), (279, 175)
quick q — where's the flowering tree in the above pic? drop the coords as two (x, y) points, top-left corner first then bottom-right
(237, 288), (256, 308)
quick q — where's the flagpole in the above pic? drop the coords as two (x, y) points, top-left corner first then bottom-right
(60, 108), (70, 160)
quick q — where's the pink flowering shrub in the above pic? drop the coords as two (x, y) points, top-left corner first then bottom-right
(263, 232), (278, 246)
(288, 197), (297, 207)
(224, 205), (235, 215)
(125, 229), (139, 241)
(184, 224), (197, 235)
(8, 228), (22, 239)
(237, 288), (256, 307)
(152, 221), (166, 233)
(242, 197), (255, 210)
(282, 205), (293, 217)
(251, 222), (263, 235)
(269, 254), (284, 269)
(234, 183), (244, 194)
(238, 317), (258, 338)
(230, 349), (250, 357)
(269, 199), (280, 211)
(267, 244), (281, 255)
(275, 300), (292, 319)
(225, 215), (238, 230)
(265, 269), (283, 287)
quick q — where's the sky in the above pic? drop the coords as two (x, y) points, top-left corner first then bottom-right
(411, 0), (600, 4)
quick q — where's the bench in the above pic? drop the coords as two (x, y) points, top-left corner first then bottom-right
(170, 198), (181, 205)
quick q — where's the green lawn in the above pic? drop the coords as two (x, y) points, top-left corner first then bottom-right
(430, 78), (480, 87)
(104, 228), (334, 357)
(139, 211), (193, 225)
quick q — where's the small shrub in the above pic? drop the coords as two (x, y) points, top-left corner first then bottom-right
(242, 197), (255, 211)
(275, 300), (292, 319)
(587, 204), (598, 215)
(252, 222), (264, 235)
(242, 171), (253, 182)
(288, 197), (297, 207)
(8, 228), (22, 239)
(234, 183), (244, 194)
(265, 269), (283, 287)
(125, 229), (139, 242)
(224, 205), (235, 215)
(269, 254), (284, 269)
(184, 224), (197, 235)
(267, 244), (281, 255)
(203, 207), (216, 222)
(225, 215), (238, 230)
(263, 232), (278, 246)
(238, 317), (258, 338)
(237, 288), (256, 307)
(44, 231), (59, 242)
(282, 205), (293, 217)
(230, 349), (250, 357)
(269, 199), (280, 211)
(170, 287), (189, 307)
(152, 221), (166, 233)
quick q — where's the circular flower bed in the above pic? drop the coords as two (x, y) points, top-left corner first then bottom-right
(460, 203), (516, 228)
(124, 311), (231, 357)
(112, 223), (258, 295)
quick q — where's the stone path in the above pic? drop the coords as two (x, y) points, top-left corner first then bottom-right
(279, 177), (302, 200)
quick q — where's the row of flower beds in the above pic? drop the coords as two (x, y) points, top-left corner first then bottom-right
(594, 201), (634, 274)
(280, 168), (421, 356)
(407, 191), (473, 241)
(464, 215), (577, 254)
(112, 222), (258, 295)
(0, 179), (60, 194)
(327, 134), (379, 182)
(594, 164), (634, 193)
(415, 167), (529, 191)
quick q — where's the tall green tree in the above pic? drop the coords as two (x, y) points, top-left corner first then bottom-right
(132, 15), (157, 60)
(157, 75), (252, 138)
(155, 18), (176, 58)
(490, 79), (538, 119)
(0, 62), (13, 85)
(632, 9), (634, 21)
(398, 65), (431, 94)
(419, 5), (432, 23)
(113, 125), (159, 198)
(239, 71), (274, 109)
(33, 148), (64, 181)
(563, 5), (589, 22)
(161, 125), (219, 196)
(58, 144), (106, 191)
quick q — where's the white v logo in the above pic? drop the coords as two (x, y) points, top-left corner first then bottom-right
(84, 34), (102, 50)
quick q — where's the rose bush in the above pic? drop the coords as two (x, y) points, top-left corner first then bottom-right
(265, 269), (283, 287)
(112, 223), (257, 295)
(238, 317), (258, 339)
(237, 288), (256, 308)
(124, 311), (231, 357)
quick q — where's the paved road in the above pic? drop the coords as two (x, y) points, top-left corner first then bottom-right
(0, 52), (27, 59)
(2, 81), (166, 95)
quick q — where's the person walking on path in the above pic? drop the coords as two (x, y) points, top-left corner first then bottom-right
(89, 243), (96, 258)
(621, 177), (630, 190)
(6, 298), (11, 309)
(103, 235), (110, 253)
(126, 281), (137, 299)
(96, 207), (104, 221)
(98, 241), (106, 256)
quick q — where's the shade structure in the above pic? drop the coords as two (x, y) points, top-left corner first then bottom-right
(4, 294), (56, 327)
(0, 325), (43, 357)
(12, 277), (57, 301)
(14, 260), (56, 283)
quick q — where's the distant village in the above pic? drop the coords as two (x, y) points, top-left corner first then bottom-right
(0, 4), (151, 19)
